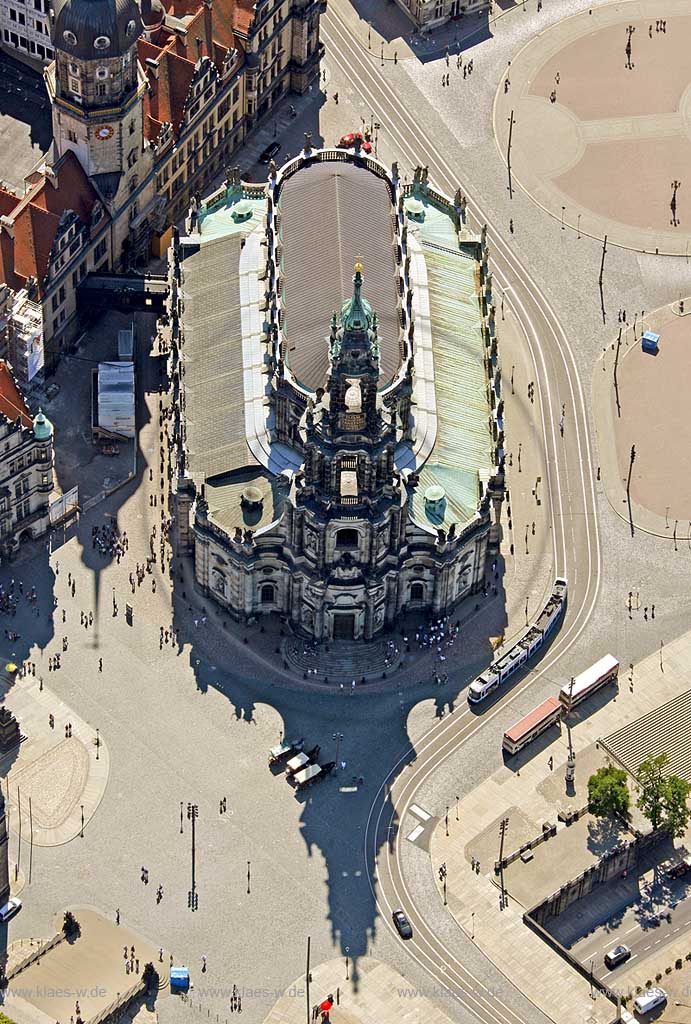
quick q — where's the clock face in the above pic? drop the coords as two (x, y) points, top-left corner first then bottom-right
(96, 125), (114, 140)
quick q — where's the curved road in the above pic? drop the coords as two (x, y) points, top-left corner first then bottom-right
(323, 10), (603, 1024)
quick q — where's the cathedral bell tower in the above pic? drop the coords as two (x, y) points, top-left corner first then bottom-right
(325, 260), (382, 439)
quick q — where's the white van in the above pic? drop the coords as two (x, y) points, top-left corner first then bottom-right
(633, 988), (667, 1015)
(0, 897), (22, 922)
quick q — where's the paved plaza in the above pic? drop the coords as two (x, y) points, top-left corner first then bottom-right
(494, 1), (691, 253)
(594, 299), (691, 534)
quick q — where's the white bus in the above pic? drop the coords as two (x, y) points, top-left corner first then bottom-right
(503, 697), (562, 755)
(559, 654), (619, 712)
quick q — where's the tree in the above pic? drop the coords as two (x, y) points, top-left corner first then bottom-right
(636, 754), (668, 830)
(588, 765), (630, 818)
(660, 775), (691, 838)
(636, 753), (691, 836)
(62, 910), (80, 939)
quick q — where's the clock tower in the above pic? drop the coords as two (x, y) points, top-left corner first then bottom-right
(46, 0), (155, 262)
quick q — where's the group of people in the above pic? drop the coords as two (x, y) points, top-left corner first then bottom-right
(91, 522), (129, 561)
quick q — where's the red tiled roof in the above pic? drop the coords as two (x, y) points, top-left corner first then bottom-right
(0, 189), (19, 218)
(140, 0), (243, 143)
(0, 361), (31, 428)
(233, 0), (254, 36)
(0, 151), (103, 296)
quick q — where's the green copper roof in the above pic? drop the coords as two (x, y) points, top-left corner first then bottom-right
(408, 201), (493, 531)
(341, 262), (373, 332)
(32, 409), (53, 440)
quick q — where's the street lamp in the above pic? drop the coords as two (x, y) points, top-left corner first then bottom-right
(247, 860), (251, 895)
(80, 804), (84, 839)
(333, 732), (343, 770)
(95, 728), (100, 760)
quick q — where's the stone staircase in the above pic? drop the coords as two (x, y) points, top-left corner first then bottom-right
(282, 637), (402, 683)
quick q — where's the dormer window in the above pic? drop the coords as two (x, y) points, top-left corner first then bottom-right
(96, 66), (108, 79)
(94, 35), (110, 49)
(126, 18), (136, 35)
(62, 29), (77, 45)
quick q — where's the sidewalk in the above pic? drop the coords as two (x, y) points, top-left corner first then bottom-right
(496, 304), (554, 642)
(263, 957), (458, 1024)
(0, 672), (110, 846)
(429, 625), (691, 1024)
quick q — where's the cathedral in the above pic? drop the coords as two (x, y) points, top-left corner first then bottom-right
(168, 146), (505, 641)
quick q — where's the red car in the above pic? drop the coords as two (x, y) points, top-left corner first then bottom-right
(337, 132), (372, 154)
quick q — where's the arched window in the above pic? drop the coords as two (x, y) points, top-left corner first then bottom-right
(336, 528), (358, 550)
(211, 568), (226, 596)
(410, 581), (425, 602)
(260, 583), (275, 605)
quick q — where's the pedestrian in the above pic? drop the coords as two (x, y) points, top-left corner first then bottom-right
(99, 657), (103, 672)
(116, 908), (120, 925)
(509, 218), (514, 234)
(644, 606), (648, 620)
(159, 947), (164, 962)
(651, 604), (655, 619)
(201, 954), (207, 973)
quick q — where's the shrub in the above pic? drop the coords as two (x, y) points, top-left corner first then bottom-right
(655, 972), (662, 982)
(676, 959), (683, 970)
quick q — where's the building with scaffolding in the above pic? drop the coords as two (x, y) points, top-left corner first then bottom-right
(168, 146), (505, 641)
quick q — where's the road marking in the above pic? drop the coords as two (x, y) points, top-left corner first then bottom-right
(410, 803), (431, 821)
(406, 824), (425, 843)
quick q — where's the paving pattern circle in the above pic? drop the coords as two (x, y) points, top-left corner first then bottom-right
(494, 1), (691, 254)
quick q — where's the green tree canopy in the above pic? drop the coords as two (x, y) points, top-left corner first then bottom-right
(588, 765), (630, 819)
(636, 753), (691, 836)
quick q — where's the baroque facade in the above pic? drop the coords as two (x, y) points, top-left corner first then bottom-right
(0, 0), (324, 372)
(393, 0), (489, 31)
(168, 146), (505, 642)
(0, 361), (54, 554)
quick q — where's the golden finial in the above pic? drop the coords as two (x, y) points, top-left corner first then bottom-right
(354, 257), (363, 274)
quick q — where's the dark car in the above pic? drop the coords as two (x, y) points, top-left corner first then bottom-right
(604, 944), (631, 969)
(259, 142), (281, 164)
(667, 857), (691, 880)
(392, 909), (413, 940)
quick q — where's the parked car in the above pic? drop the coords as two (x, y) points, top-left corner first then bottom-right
(392, 908), (413, 940)
(667, 856), (691, 880)
(0, 897), (22, 922)
(633, 988), (667, 1015)
(336, 132), (372, 154)
(259, 141), (281, 164)
(604, 944), (631, 969)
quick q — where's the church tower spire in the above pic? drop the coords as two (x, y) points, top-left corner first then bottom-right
(325, 261), (381, 437)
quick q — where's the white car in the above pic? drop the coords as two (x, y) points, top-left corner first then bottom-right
(0, 897), (22, 922)
(633, 988), (667, 1015)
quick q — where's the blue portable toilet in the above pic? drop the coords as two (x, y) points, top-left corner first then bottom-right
(642, 330), (660, 354)
(170, 967), (190, 992)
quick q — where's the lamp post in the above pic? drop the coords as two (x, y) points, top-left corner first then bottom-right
(180, 801), (184, 834)
(187, 803), (198, 910)
(80, 803), (84, 839)
(498, 817), (509, 909)
(95, 728), (100, 760)
(247, 860), (251, 895)
(333, 732), (344, 771)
